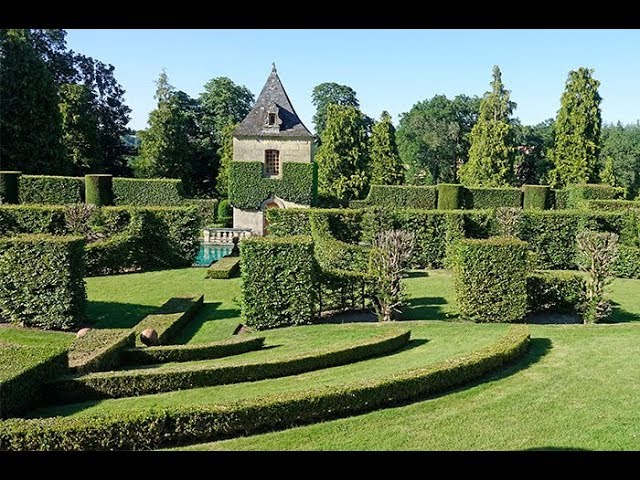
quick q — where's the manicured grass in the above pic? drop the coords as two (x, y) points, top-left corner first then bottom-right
(29, 322), (507, 418)
(0, 326), (73, 348)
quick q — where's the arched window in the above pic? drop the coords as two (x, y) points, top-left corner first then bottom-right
(264, 149), (280, 176)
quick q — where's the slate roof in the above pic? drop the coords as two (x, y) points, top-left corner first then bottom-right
(234, 65), (314, 138)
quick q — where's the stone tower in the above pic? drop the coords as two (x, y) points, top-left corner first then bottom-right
(230, 65), (315, 235)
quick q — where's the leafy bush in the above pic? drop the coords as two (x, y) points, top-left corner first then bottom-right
(68, 329), (135, 375)
(0, 205), (67, 236)
(133, 296), (204, 347)
(576, 231), (619, 323)
(182, 198), (218, 227)
(614, 245), (640, 278)
(1, 326), (528, 450)
(85, 175), (113, 207)
(464, 187), (522, 209)
(0, 235), (86, 330)
(0, 171), (20, 204)
(437, 184), (463, 209)
(523, 185), (551, 210)
(206, 256), (240, 279)
(216, 198), (233, 227)
(19, 175), (85, 205)
(0, 344), (68, 418)
(121, 336), (266, 366)
(48, 329), (411, 403)
(449, 237), (529, 323)
(365, 185), (437, 209)
(112, 178), (184, 206)
(526, 271), (586, 314)
(241, 236), (316, 330)
(229, 161), (316, 210)
(565, 183), (625, 208)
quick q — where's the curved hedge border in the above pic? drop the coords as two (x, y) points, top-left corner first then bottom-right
(46, 329), (411, 404)
(0, 326), (529, 450)
(121, 336), (266, 366)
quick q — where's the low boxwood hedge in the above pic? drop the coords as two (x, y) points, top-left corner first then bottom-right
(206, 256), (240, 279)
(1, 326), (528, 450)
(121, 336), (266, 366)
(47, 328), (411, 404)
(133, 296), (204, 347)
(0, 344), (68, 418)
(68, 329), (136, 375)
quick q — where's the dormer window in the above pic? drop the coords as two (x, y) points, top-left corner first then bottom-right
(268, 113), (276, 126)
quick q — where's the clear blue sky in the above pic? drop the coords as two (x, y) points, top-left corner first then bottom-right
(66, 29), (640, 133)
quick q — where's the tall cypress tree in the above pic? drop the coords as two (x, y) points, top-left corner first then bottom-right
(459, 65), (516, 187)
(215, 122), (237, 198)
(0, 29), (66, 173)
(549, 67), (602, 187)
(370, 111), (404, 185)
(315, 104), (369, 202)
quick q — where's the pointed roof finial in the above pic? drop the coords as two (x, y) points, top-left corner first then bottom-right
(272, 62), (277, 73)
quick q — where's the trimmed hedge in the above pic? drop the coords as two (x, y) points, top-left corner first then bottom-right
(464, 187), (522, 209)
(526, 271), (586, 314)
(0, 344), (68, 418)
(121, 336), (266, 366)
(182, 198), (218, 227)
(68, 329), (136, 375)
(0, 235), (86, 330)
(19, 175), (84, 205)
(565, 183), (625, 208)
(0, 171), (20, 204)
(523, 185), (551, 210)
(241, 236), (316, 330)
(450, 237), (530, 323)
(206, 256), (240, 279)
(1, 326), (528, 450)
(229, 161), (315, 210)
(112, 178), (184, 206)
(437, 184), (463, 210)
(580, 199), (640, 211)
(311, 213), (370, 272)
(216, 199), (233, 227)
(85, 233), (135, 276)
(0, 205), (67, 236)
(85, 175), (113, 207)
(133, 296), (204, 347)
(364, 185), (438, 209)
(553, 189), (568, 209)
(47, 329), (411, 403)
(266, 208), (312, 236)
(614, 246), (640, 279)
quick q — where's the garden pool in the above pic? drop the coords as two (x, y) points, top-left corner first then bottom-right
(193, 244), (233, 267)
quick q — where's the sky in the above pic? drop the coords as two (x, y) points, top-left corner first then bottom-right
(65, 29), (640, 133)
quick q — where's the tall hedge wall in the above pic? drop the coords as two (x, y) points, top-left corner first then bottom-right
(450, 237), (529, 323)
(241, 236), (316, 330)
(565, 183), (625, 208)
(0, 205), (67, 237)
(463, 187), (523, 209)
(113, 178), (185, 206)
(364, 185), (437, 209)
(0, 235), (86, 330)
(523, 185), (551, 210)
(229, 161), (316, 210)
(19, 175), (85, 205)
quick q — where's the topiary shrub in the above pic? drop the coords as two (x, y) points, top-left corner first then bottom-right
(112, 178), (184, 206)
(437, 184), (463, 210)
(464, 187), (522, 209)
(19, 175), (85, 205)
(85, 175), (113, 207)
(241, 236), (316, 330)
(449, 236), (529, 323)
(0, 171), (20, 204)
(0, 235), (86, 330)
(523, 185), (551, 210)
(217, 199), (233, 227)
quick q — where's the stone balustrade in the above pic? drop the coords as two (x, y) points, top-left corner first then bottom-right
(203, 227), (253, 245)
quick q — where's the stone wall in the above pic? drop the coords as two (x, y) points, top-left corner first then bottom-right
(233, 137), (312, 165)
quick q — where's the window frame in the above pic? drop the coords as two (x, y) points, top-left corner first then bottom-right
(264, 149), (281, 177)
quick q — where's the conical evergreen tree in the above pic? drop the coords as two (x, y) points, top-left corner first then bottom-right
(370, 111), (404, 185)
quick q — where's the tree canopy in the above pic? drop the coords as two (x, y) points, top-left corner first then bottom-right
(312, 82), (360, 139)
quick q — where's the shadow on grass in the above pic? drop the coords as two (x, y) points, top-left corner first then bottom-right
(403, 296), (451, 321)
(406, 271), (430, 279)
(176, 303), (242, 343)
(525, 446), (591, 451)
(607, 302), (640, 323)
(86, 301), (157, 329)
